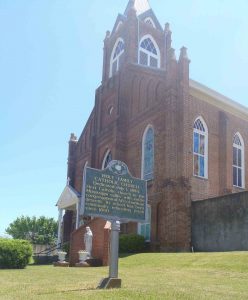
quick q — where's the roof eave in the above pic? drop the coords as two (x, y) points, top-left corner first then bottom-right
(189, 79), (248, 120)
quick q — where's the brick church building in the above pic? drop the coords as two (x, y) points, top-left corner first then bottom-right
(56, 0), (248, 262)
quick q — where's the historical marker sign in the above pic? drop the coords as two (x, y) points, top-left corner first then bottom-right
(81, 160), (147, 222)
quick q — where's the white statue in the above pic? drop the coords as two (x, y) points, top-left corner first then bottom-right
(84, 226), (93, 258)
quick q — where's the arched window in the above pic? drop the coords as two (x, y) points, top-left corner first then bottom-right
(115, 21), (123, 32)
(102, 150), (112, 169)
(138, 205), (151, 241)
(139, 35), (160, 68)
(144, 17), (156, 28)
(78, 161), (89, 227)
(233, 133), (245, 188)
(83, 161), (88, 180)
(109, 38), (125, 78)
(142, 126), (154, 180)
(193, 117), (208, 178)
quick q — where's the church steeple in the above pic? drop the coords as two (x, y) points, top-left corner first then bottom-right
(124, 0), (151, 16)
(102, 0), (186, 83)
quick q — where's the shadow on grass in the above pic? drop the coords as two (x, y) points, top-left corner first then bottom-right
(119, 251), (153, 258)
(37, 287), (97, 295)
(119, 253), (137, 258)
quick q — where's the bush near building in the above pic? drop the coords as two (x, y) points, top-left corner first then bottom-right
(119, 234), (145, 253)
(0, 238), (33, 269)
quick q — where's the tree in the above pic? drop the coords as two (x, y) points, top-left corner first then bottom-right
(6, 216), (58, 245)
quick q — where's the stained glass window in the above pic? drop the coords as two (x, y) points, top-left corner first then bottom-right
(139, 36), (160, 68)
(138, 205), (151, 241)
(143, 127), (154, 181)
(79, 161), (88, 218)
(109, 38), (125, 78)
(193, 118), (208, 178)
(233, 133), (244, 188)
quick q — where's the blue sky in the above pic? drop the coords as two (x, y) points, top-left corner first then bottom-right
(0, 0), (247, 235)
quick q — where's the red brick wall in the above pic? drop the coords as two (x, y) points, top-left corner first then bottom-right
(65, 7), (248, 253)
(69, 218), (110, 266)
(185, 94), (248, 201)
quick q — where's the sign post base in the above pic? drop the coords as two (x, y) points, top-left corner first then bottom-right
(97, 277), (122, 289)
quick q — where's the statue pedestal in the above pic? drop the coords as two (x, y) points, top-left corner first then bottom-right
(75, 258), (103, 267)
(75, 261), (90, 267)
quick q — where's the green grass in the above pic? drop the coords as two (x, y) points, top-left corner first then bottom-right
(0, 252), (248, 299)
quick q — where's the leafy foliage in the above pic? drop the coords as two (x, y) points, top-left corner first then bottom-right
(61, 241), (70, 258)
(0, 238), (33, 269)
(119, 234), (145, 253)
(6, 216), (58, 245)
(32, 255), (58, 265)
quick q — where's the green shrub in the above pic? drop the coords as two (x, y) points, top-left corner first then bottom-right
(61, 241), (70, 260)
(119, 234), (145, 253)
(61, 241), (70, 255)
(33, 255), (58, 265)
(0, 238), (33, 269)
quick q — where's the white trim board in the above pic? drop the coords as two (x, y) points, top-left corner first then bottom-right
(189, 79), (248, 120)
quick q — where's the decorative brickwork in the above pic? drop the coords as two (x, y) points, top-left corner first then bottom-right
(61, 1), (248, 255)
(69, 218), (110, 266)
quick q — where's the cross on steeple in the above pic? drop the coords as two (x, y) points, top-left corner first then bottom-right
(124, 0), (151, 16)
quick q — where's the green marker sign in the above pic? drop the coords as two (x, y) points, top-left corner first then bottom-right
(81, 160), (147, 222)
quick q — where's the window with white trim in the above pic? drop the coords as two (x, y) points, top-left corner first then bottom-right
(142, 126), (154, 181)
(109, 38), (125, 78)
(193, 117), (208, 178)
(233, 133), (245, 188)
(138, 205), (151, 241)
(144, 17), (156, 28)
(79, 161), (89, 226)
(102, 150), (112, 169)
(115, 21), (123, 32)
(139, 35), (160, 68)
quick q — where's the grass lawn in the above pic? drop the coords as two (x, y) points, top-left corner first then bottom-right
(0, 252), (248, 299)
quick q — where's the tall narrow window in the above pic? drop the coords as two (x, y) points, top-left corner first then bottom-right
(193, 117), (208, 178)
(109, 38), (125, 78)
(142, 126), (154, 181)
(139, 126), (154, 241)
(79, 161), (89, 224)
(83, 161), (88, 181)
(233, 133), (244, 188)
(138, 205), (151, 241)
(139, 35), (160, 68)
(102, 150), (112, 169)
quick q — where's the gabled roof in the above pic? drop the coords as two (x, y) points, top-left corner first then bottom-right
(124, 0), (151, 16)
(138, 9), (163, 31)
(112, 13), (127, 34)
(56, 185), (80, 209)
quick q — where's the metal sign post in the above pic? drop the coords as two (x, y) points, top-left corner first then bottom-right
(109, 220), (120, 279)
(98, 220), (121, 289)
(81, 160), (147, 289)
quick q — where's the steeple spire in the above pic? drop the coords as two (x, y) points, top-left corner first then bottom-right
(124, 0), (151, 16)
